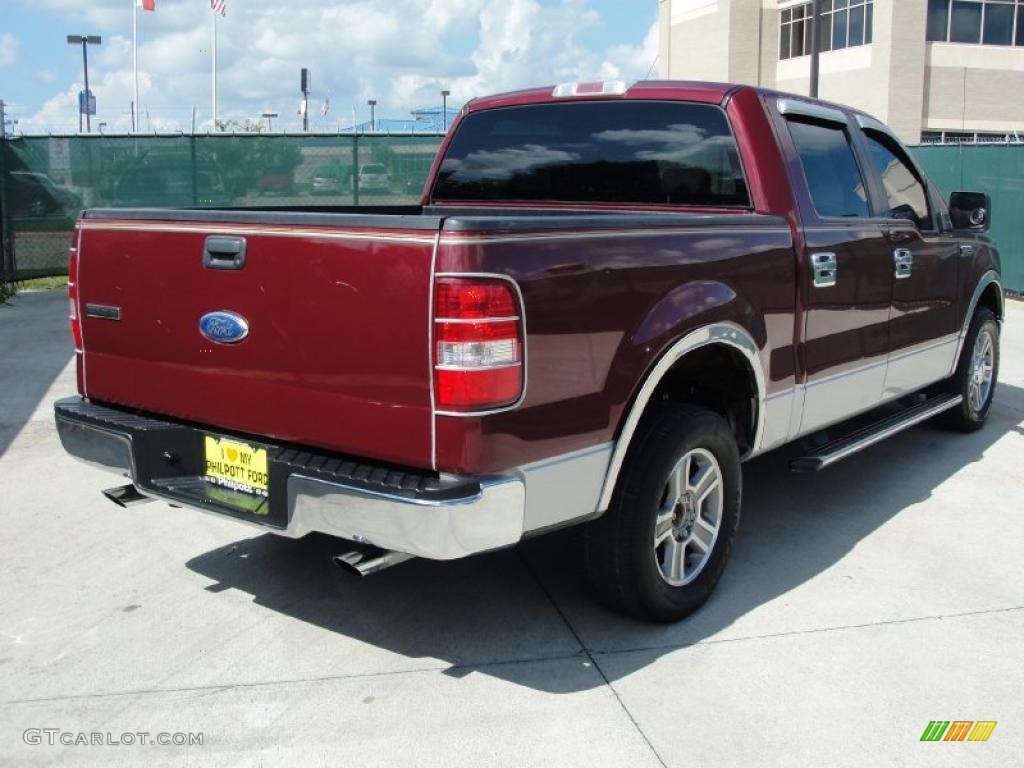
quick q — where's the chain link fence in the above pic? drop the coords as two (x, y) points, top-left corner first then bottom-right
(0, 133), (445, 291)
(0, 130), (15, 301)
(1, 135), (1021, 295)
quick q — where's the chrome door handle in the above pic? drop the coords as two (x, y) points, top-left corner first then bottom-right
(811, 252), (837, 288)
(894, 248), (913, 279)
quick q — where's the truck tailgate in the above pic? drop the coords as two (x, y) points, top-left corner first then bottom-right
(75, 211), (440, 469)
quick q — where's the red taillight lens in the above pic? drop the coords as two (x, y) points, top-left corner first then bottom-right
(434, 278), (523, 411)
(435, 280), (516, 319)
(68, 247), (83, 351)
(436, 366), (522, 408)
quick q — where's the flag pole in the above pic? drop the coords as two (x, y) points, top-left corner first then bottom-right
(133, 0), (139, 133)
(212, 8), (218, 130)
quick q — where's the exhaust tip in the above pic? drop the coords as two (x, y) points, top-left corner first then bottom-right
(333, 551), (367, 577)
(333, 548), (413, 577)
(102, 484), (152, 508)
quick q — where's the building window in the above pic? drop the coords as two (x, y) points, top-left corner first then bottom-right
(927, 0), (1024, 46)
(919, 129), (1024, 143)
(780, 0), (874, 60)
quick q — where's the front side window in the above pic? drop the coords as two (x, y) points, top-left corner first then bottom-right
(780, 0), (874, 60)
(864, 132), (932, 229)
(927, 0), (1024, 46)
(787, 120), (870, 219)
(432, 101), (750, 207)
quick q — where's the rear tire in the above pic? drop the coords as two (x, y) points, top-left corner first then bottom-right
(935, 307), (999, 432)
(584, 403), (742, 623)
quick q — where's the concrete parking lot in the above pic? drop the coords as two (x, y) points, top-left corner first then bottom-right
(1, 288), (1022, 767)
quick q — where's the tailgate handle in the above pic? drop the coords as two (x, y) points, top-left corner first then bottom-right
(203, 236), (247, 270)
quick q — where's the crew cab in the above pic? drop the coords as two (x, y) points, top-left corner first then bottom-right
(55, 81), (1003, 621)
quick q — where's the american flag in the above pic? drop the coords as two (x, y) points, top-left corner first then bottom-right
(320, 99), (330, 117)
(210, 0), (226, 16)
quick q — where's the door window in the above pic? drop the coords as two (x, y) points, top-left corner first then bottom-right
(864, 132), (931, 230)
(787, 120), (870, 219)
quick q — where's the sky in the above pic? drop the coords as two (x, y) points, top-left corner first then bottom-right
(0, 0), (658, 134)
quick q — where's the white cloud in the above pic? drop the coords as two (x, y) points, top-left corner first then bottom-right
(445, 144), (582, 180)
(600, 21), (659, 81)
(36, 0), (193, 32)
(0, 33), (19, 67)
(384, 1), (657, 122)
(19, 0), (657, 133)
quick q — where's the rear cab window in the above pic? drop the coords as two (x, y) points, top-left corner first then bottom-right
(431, 100), (750, 207)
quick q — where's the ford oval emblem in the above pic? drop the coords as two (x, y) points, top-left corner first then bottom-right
(199, 311), (249, 344)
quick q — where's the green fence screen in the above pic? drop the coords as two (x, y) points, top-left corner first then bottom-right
(1, 136), (1021, 293)
(909, 143), (1024, 294)
(0, 133), (444, 283)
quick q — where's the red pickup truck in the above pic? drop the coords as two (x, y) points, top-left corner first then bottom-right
(56, 81), (1003, 622)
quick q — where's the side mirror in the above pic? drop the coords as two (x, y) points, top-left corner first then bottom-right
(949, 191), (991, 232)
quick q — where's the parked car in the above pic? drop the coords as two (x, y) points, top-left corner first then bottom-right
(311, 163), (352, 195)
(8, 171), (81, 217)
(357, 163), (390, 193)
(56, 81), (1003, 622)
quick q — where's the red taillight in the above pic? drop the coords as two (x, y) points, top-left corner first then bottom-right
(68, 247), (83, 351)
(435, 281), (516, 319)
(434, 277), (523, 411)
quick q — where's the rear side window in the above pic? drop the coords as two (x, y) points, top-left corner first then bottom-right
(787, 120), (869, 219)
(431, 101), (750, 207)
(863, 131), (931, 230)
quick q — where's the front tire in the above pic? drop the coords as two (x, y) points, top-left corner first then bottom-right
(936, 307), (999, 432)
(584, 403), (742, 622)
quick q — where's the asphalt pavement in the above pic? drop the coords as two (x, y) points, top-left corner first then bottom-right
(1, 288), (1022, 767)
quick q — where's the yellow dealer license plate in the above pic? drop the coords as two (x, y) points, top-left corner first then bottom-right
(204, 435), (269, 497)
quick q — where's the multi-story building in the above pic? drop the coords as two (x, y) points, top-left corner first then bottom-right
(658, 0), (1024, 143)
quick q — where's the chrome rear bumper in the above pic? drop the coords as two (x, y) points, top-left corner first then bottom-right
(54, 397), (524, 560)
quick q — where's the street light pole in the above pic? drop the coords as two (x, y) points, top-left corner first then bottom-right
(367, 99), (376, 132)
(441, 89), (450, 131)
(67, 35), (101, 133)
(300, 69), (311, 133)
(262, 112), (277, 131)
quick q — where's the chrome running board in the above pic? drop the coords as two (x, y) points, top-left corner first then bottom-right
(791, 393), (963, 472)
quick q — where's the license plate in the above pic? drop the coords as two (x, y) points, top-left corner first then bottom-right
(204, 435), (269, 497)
